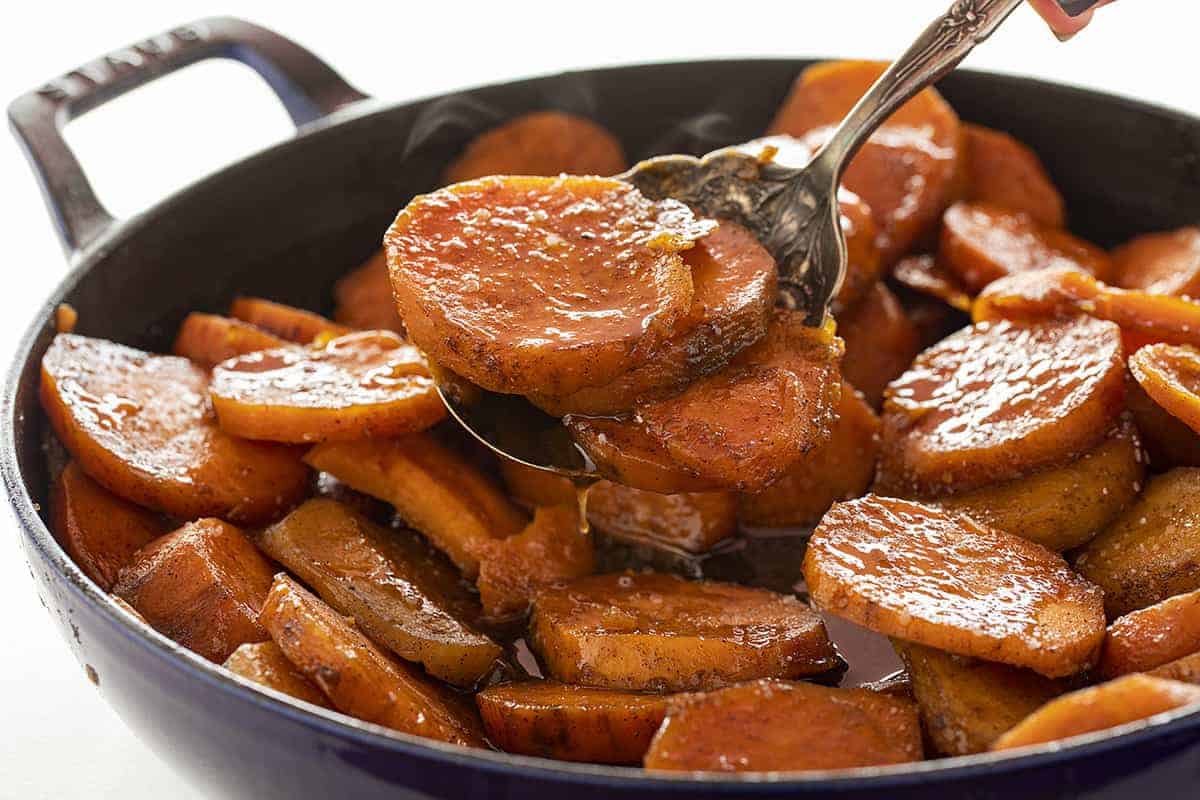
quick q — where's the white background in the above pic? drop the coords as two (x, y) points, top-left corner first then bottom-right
(0, 1), (1193, 797)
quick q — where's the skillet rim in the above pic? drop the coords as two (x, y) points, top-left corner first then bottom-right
(6, 57), (1200, 789)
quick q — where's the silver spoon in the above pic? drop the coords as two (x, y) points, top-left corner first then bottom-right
(439, 0), (1072, 480)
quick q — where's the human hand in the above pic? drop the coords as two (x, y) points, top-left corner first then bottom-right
(1028, 0), (1114, 39)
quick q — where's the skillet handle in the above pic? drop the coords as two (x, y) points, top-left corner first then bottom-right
(7, 16), (369, 259)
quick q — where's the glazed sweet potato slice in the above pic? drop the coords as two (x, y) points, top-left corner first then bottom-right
(804, 496), (1106, 677)
(386, 175), (714, 396)
(1073, 468), (1200, 617)
(1130, 343), (1200, 435)
(939, 202), (1110, 295)
(628, 311), (844, 492)
(738, 382), (879, 528)
(474, 505), (595, 621)
(992, 675), (1200, 751)
(768, 60), (961, 265)
(1098, 589), (1200, 678)
(891, 254), (973, 312)
(443, 111), (627, 184)
(564, 415), (718, 494)
(113, 519), (275, 662)
(528, 220), (777, 416)
(260, 575), (486, 747)
(40, 334), (309, 524)
(876, 317), (1126, 496)
(1112, 226), (1200, 298)
(210, 331), (445, 443)
(644, 679), (922, 772)
(229, 297), (352, 343)
(1127, 374), (1200, 469)
(961, 124), (1065, 227)
(837, 282), (922, 408)
(333, 250), (405, 333)
(1150, 651), (1200, 685)
(529, 572), (839, 691)
(50, 461), (166, 591)
(933, 419), (1144, 552)
(172, 313), (291, 368)
(477, 681), (670, 764)
(894, 640), (1066, 756)
(257, 498), (502, 686)
(304, 433), (528, 577)
(223, 641), (332, 708)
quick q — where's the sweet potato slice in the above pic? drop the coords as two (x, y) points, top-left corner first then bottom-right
(1150, 651), (1200, 685)
(113, 519), (275, 662)
(891, 254), (972, 312)
(804, 496), (1106, 677)
(768, 60), (961, 265)
(961, 124), (1065, 227)
(1127, 375), (1200, 469)
(40, 334), (309, 524)
(257, 498), (502, 686)
(939, 202), (1110, 295)
(1112, 226), (1200, 298)
(223, 641), (332, 708)
(50, 461), (166, 591)
(837, 282), (922, 408)
(933, 419), (1144, 552)
(386, 175), (713, 396)
(1098, 589), (1200, 678)
(474, 505), (595, 621)
(1130, 343), (1200, 435)
(210, 331), (445, 443)
(443, 111), (627, 184)
(992, 674), (1200, 751)
(173, 313), (290, 368)
(333, 250), (405, 333)
(876, 317), (1126, 496)
(477, 681), (669, 764)
(229, 297), (352, 344)
(304, 434), (527, 577)
(644, 679), (922, 772)
(564, 416), (718, 494)
(894, 640), (1066, 756)
(528, 220), (777, 416)
(738, 382), (879, 528)
(1073, 468), (1200, 617)
(628, 311), (844, 492)
(260, 575), (486, 746)
(529, 572), (838, 691)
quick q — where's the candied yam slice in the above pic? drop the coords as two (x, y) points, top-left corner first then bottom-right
(172, 313), (291, 368)
(1126, 375), (1200, 469)
(832, 188), (884, 313)
(387, 175), (713, 396)
(304, 434), (527, 577)
(1073, 468), (1200, 617)
(894, 640), (1066, 756)
(229, 297), (353, 344)
(333, 250), (405, 333)
(1099, 589), (1200, 678)
(223, 641), (332, 708)
(260, 575), (486, 746)
(877, 317), (1126, 496)
(477, 681), (669, 764)
(112, 519), (275, 662)
(443, 111), (627, 184)
(961, 124), (1065, 227)
(933, 419), (1144, 552)
(50, 461), (166, 591)
(1130, 343), (1200, 435)
(644, 678), (922, 772)
(804, 496), (1106, 678)
(474, 505), (595, 621)
(257, 498), (502, 687)
(738, 382), (880, 528)
(1112, 226), (1200, 298)
(768, 60), (961, 265)
(631, 311), (844, 492)
(565, 415), (719, 494)
(528, 220), (777, 416)
(40, 334), (309, 524)
(210, 331), (445, 443)
(939, 202), (1110, 295)
(1150, 651), (1200, 685)
(529, 572), (838, 692)
(837, 282), (922, 408)
(892, 254), (973, 312)
(992, 674), (1200, 751)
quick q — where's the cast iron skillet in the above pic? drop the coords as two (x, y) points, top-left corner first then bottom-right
(7, 17), (1200, 800)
